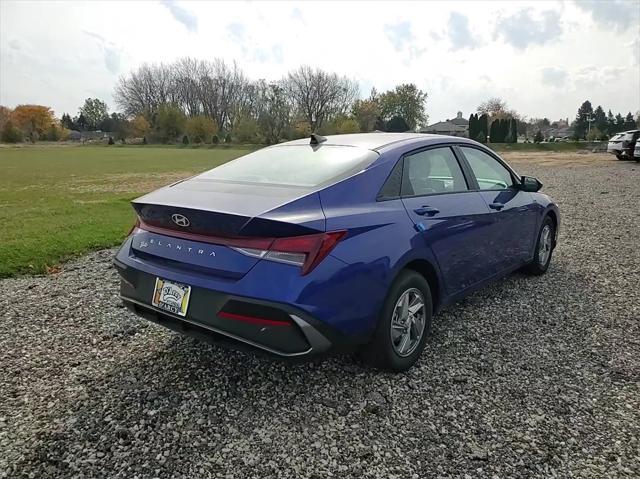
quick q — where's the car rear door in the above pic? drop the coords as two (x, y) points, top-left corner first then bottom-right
(457, 145), (538, 270)
(399, 146), (496, 295)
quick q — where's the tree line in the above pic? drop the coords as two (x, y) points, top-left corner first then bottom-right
(574, 101), (637, 141)
(110, 58), (428, 144)
(0, 59), (429, 145)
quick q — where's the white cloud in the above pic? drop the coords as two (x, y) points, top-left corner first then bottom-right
(83, 31), (123, 75)
(384, 21), (414, 52)
(448, 12), (479, 50)
(574, 0), (640, 32)
(159, 0), (198, 33)
(494, 9), (563, 50)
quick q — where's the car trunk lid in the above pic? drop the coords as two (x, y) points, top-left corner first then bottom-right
(129, 178), (326, 279)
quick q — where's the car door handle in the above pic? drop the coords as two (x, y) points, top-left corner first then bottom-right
(489, 202), (504, 211)
(414, 206), (440, 216)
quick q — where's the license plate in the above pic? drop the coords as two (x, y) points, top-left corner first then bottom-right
(152, 278), (191, 317)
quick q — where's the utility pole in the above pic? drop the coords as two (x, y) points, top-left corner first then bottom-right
(583, 113), (595, 137)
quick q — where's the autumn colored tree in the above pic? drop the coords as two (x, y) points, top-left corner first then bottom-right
(186, 115), (218, 143)
(333, 117), (360, 134)
(11, 105), (56, 141)
(351, 98), (380, 132)
(131, 115), (151, 138)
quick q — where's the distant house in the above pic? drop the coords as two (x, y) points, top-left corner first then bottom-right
(421, 111), (469, 137)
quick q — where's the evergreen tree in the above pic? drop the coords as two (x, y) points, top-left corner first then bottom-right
(61, 113), (75, 130)
(623, 112), (636, 130)
(593, 106), (607, 135)
(489, 120), (499, 142)
(468, 114), (477, 140)
(607, 110), (616, 135)
(574, 100), (593, 139)
(615, 113), (624, 133)
(478, 114), (489, 142)
(75, 113), (88, 131)
(505, 118), (517, 143)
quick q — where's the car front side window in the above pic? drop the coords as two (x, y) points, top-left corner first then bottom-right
(401, 147), (468, 197)
(460, 147), (514, 190)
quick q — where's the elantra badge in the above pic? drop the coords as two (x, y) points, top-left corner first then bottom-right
(171, 213), (190, 227)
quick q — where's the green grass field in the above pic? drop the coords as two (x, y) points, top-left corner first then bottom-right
(0, 145), (252, 277)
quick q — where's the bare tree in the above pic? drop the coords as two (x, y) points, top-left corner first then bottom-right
(173, 57), (203, 117)
(114, 63), (177, 117)
(256, 80), (292, 144)
(477, 97), (520, 120)
(198, 60), (247, 132)
(284, 66), (358, 131)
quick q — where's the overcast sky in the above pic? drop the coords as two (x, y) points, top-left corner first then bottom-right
(1, 0), (639, 123)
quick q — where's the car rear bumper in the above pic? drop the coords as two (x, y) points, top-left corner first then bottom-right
(114, 258), (362, 358)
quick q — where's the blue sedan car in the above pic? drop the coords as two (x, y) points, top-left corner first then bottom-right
(114, 133), (559, 371)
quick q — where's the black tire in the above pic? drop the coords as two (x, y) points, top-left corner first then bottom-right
(361, 270), (432, 372)
(616, 154), (625, 160)
(523, 216), (556, 275)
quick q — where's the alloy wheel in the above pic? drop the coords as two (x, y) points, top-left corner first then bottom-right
(538, 224), (552, 266)
(390, 288), (426, 357)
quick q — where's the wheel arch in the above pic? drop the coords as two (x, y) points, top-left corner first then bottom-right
(544, 207), (560, 247)
(400, 258), (441, 313)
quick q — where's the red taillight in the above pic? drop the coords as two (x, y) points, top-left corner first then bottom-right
(270, 231), (346, 275)
(229, 231), (346, 275)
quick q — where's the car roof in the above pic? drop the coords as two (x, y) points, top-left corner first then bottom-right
(278, 132), (457, 151)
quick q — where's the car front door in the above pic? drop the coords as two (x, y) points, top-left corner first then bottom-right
(399, 146), (495, 295)
(457, 146), (538, 270)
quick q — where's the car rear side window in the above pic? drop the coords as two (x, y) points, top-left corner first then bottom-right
(198, 145), (379, 188)
(460, 147), (514, 190)
(378, 159), (403, 200)
(401, 147), (468, 196)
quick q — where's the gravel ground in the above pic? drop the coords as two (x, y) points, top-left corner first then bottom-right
(1, 153), (639, 478)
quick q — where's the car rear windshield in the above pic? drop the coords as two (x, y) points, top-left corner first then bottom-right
(198, 145), (379, 187)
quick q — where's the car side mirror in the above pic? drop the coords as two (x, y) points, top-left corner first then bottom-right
(520, 176), (542, 192)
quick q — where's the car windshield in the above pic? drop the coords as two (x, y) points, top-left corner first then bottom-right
(198, 145), (379, 187)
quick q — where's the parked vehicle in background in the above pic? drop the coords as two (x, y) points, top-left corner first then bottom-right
(114, 133), (560, 371)
(607, 130), (640, 160)
(634, 142), (640, 162)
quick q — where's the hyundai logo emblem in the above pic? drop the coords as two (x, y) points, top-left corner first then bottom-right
(171, 213), (190, 227)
